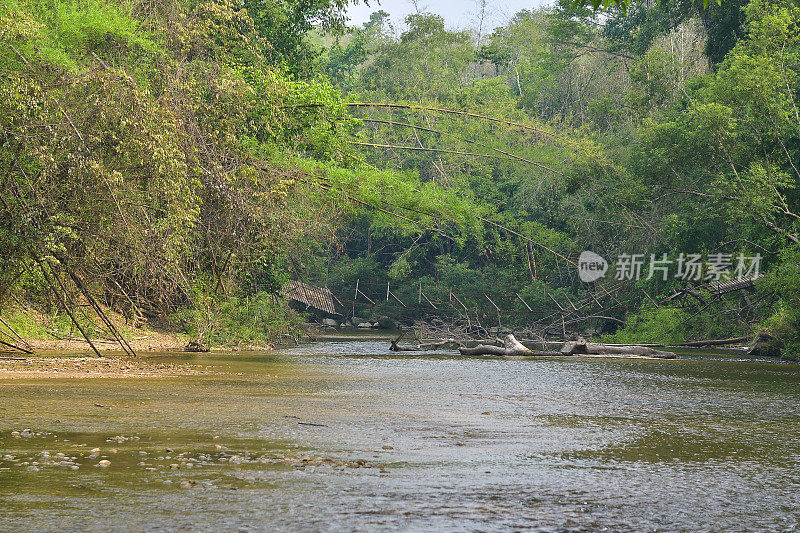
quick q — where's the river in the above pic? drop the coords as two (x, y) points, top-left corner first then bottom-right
(1, 337), (799, 531)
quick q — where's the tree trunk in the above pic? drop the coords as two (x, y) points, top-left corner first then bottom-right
(679, 336), (749, 347)
(459, 334), (561, 356)
(584, 343), (676, 359)
(458, 334), (676, 359)
(390, 338), (457, 352)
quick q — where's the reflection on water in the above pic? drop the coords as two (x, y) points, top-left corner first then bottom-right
(1, 339), (799, 531)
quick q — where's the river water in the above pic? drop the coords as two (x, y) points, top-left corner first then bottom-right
(1, 337), (799, 531)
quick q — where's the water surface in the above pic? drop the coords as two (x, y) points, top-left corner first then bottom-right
(1, 339), (799, 531)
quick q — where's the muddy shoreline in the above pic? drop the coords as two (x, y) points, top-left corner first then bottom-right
(0, 355), (215, 379)
(19, 331), (199, 354)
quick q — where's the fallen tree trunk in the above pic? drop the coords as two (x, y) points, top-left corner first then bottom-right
(459, 334), (561, 356)
(390, 338), (457, 351)
(560, 338), (588, 355)
(584, 343), (676, 359)
(678, 336), (749, 347)
(459, 344), (511, 356)
(458, 334), (676, 359)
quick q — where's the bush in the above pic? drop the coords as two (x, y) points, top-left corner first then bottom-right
(177, 291), (302, 347)
(604, 307), (690, 345)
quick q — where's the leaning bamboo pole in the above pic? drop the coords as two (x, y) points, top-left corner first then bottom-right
(359, 119), (566, 176)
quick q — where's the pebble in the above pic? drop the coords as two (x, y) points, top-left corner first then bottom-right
(2, 436), (396, 484)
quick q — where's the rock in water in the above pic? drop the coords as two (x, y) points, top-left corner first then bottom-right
(185, 340), (209, 353)
(97, 460), (111, 468)
(377, 316), (399, 330)
(748, 331), (784, 358)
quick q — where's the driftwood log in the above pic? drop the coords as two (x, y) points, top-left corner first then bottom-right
(678, 336), (749, 347)
(390, 338), (457, 352)
(458, 335), (561, 356)
(584, 343), (676, 359)
(457, 334), (676, 359)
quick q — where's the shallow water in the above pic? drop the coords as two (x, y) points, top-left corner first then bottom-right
(1, 338), (799, 531)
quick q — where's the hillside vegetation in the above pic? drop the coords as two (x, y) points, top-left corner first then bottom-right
(2, 0), (800, 357)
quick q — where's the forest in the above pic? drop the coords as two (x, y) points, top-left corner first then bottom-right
(1, 0), (799, 358)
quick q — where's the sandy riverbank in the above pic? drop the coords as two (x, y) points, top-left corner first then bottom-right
(0, 355), (216, 379)
(17, 327), (191, 353)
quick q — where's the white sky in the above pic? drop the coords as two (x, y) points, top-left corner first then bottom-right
(346, 0), (555, 34)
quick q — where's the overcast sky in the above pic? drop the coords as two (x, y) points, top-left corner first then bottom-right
(346, 0), (555, 34)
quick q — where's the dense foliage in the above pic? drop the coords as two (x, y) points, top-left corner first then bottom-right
(314, 0), (800, 358)
(1, 0), (799, 357)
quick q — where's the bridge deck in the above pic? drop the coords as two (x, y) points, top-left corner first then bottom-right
(281, 280), (337, 315)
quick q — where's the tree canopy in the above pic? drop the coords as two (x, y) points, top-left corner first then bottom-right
(2, 0), (800, 357)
